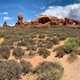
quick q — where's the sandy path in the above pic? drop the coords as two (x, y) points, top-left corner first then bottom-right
(0, 37), (4, 44)
(60, 55), (80, 80)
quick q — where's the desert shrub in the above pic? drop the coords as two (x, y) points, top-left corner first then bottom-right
(13, 47), (24, 59)
(59, 36), (67, 41)
(0, 46), (10, 59)
(9, 45), (14, 49)
(37, 39), (43, 42)
(47, 34), (54, 38)
(0, 60), (22, 80)
(28, 39), (36, 45)
(17, 40), (28, 46)
(38, 47), (50, 58)
(1, 39), (14, 46)
(32, 61), (64, 80)
(46, 41), (53, 49)
(4, 35), (12, 39)
(42, 40), (47, 44)
(31, 45), (37, 51)
(0, 33), (6, 37)
(56, 50), (65, 58)
(37, 42), (43, 47)
(73, 49), (80, 55)
(38, 34), (45, 39)
(46, 37), (51, 41)
(26, 45), (37, 51)
(76, 37), (80, 46)
(51, 37), (59, 45)
(37, 68), (62, 80)
(28, 50), (36, 57)
(30, 34), (37, 38)
(67, 52), (77, 63)
(53, 46), (63, 52)
(17, 31), (25, 35)
(26, 45), (31, 50)
(11, 36), (23, 41)
(20, 59), (32, 75)
(63, 38), (79, 53)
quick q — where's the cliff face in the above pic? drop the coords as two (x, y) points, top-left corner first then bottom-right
(3, 13), (80, 28)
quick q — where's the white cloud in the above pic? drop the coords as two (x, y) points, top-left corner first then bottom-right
(40, 6), (46, 10)
(2, 12), (8, 15)
(28, 20), (31, 22)
(3, 17), (14, 20)
(42, 3), (80, 20)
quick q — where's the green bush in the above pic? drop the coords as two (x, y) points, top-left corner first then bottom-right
(32, 61), (64, 80)
(0, 60), (22, 80)
(56, 50), (65, 58)
(38, 47), (50, 58)
(38, 34), (45, 39)
(51, 38), (59, 45)
(63, 38), (79, 53)
(20, 60), (32, 75)
(13, 47), (24, 59)
(0, 46), (10, 59)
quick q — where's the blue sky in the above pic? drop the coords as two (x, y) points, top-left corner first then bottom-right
(0, 0), (80, 27)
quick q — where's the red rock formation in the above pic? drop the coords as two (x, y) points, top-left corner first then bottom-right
(3, 21), (10, 28)
(36, 15), (51, 24)
(2, 13), (80, 28)
(0, 26), (1, 28)
(14, 13), (24, 28)
(23, 21), (31, 28)
(65, 17), (80, 25)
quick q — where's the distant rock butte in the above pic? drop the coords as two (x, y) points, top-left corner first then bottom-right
(3, 13), (80, 28)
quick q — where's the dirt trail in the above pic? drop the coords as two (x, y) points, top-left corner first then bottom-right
(0, 37), (4, 44)
(60, 55), (80, 80)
